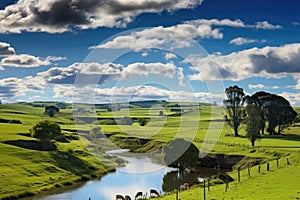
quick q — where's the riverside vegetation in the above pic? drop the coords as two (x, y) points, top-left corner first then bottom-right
(0, 100), (300, 199)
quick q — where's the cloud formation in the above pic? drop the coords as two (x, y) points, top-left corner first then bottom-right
(94, 23), (222, 51)
(0, 42), (15, 55)
(229, 37), (265, 46)
(254, 21), (282, 30)
(54, 84), (225, 104)
(93, 18), (281, 51)
(0, 77), (44, 100)
(37, 61), (178, 85)
(1, 54), (65, 67)
(165, 53), (177, 60)
(187, 43), (300, 82)
(248, 84), (265, 89)
(0, 0), (203, 33)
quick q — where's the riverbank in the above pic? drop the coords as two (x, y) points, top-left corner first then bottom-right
(1, 103), (300, 199)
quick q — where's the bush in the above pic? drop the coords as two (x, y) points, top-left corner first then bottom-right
(89, 126), (105, 140)
(163, 138), (199, 169)
(0, 118), (22, 124)
(138, 118), (148, 126)
(99, 119), (117, 125)
(30, 120), (62, 150)
(118, 117), (134, 125)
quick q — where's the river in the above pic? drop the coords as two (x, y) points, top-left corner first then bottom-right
(37, 150), (176, 200)
(36, 150), (226, 200)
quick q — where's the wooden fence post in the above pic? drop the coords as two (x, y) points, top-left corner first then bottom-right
(225, 173), (229, 192)
(203, 179), (206, 200)
(248, 167), (251, 177)
(208, 179), (210, 191)
(238, 168), (240, 182)
(276, 158), (279, 168)
(287, 158), (290, 165)
(258, 165), (261, 173)
(267, 163), (270, 171)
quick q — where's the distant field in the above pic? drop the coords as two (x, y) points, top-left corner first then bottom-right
(1, 102), (300, 199)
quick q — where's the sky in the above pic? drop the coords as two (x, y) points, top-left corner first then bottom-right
(0, 0), (300, 105)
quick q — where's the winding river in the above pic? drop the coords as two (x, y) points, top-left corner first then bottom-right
(37, 150), (176, 200)
(36, 150), (225, 200)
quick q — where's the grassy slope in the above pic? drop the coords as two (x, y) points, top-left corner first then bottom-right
(1, 103), (300, 199)
(0, 104), (113, 199)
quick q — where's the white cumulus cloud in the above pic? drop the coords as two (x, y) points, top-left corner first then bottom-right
(0, 0), (204, 33)
(248, 84), (266, 89)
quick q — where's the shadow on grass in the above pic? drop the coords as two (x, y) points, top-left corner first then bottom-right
(260, 133), (300, 142)
(2, 139), (57, 151)
(49, 151), (97, 176)
(256, 145), (300, 148)
(255, 133), (300, 148)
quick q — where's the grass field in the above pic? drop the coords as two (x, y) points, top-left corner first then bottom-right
(0, 102), (300, 199)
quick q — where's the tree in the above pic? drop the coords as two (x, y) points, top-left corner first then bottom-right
(245, 104), (262, 146)
(248, 92), (297, 135)
(266, 104), (297, 134)
(30, 120), (62, 150)
(119, 116), (134, 125)
(244, 93), (266, 134)
(89, 126), (104, 140)
(223, 85), (245, 136)
(45, 105), (60, 117)
(159, 111), (164, 116)
(163, 138), (199, 169)
(138, 118), (148, 126)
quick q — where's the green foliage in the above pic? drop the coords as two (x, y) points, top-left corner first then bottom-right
(30, 120), (62, 150)
(99, 119), (117, 125)
(248, 91), (298, 135)
(118, 116), (134, 125)
(45, 105), (60, 117)
(163, 138), (199, 169)
(89, 126), (105, 140)
(138, 118), (148, 126)
(0, 118), (22, 124)
(245, 104), (262, 146)
(223, 85), (245, 136)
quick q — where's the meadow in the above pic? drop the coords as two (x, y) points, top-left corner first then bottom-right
(0, 101), (300, 199)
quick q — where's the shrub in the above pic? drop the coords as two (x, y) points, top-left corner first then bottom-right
(30, 120), (62, 150)
(118, 116), (134, 125)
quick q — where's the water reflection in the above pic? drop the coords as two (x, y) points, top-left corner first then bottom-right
(162, 167), (230, 192)
(37, 151), (175, 200)
(37, 151), (229, 200)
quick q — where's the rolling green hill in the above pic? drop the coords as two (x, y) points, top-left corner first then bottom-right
(0, 101), (300, 199)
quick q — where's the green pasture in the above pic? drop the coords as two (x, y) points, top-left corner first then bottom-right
(1, 102), (300, 199)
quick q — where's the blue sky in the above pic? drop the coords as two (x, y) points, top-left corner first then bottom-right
(0, 0), (300, 105)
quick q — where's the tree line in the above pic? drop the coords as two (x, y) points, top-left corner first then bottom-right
(224, 85), (298, 146)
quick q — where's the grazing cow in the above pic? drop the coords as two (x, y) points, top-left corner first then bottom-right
(116, 194), (125, 200)
(150, 189), (160, 197)
(135, 191), (143, 199)
(125, 195), (131, 200)
(180, 183), (189, 191)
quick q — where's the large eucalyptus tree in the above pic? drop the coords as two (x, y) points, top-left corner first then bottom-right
(223, 85), (245, 136)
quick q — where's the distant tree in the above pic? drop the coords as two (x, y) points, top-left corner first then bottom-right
(30, 120), (62, 150)
(89, 126), (104, 140)
(163, 138), (199, 169)
(119, 116), (134, 125)
(245, 91), (298, 135)
(243, 93), (266, 134)
(266, 104), (297, 135)
(138, 118), (148, 126)
(45, 105), (59, 117)
(223, 85), (245, 136)
(245, 104), (262, 146)
(56, 102), (68, 109)
(159, 110), (164, 116)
